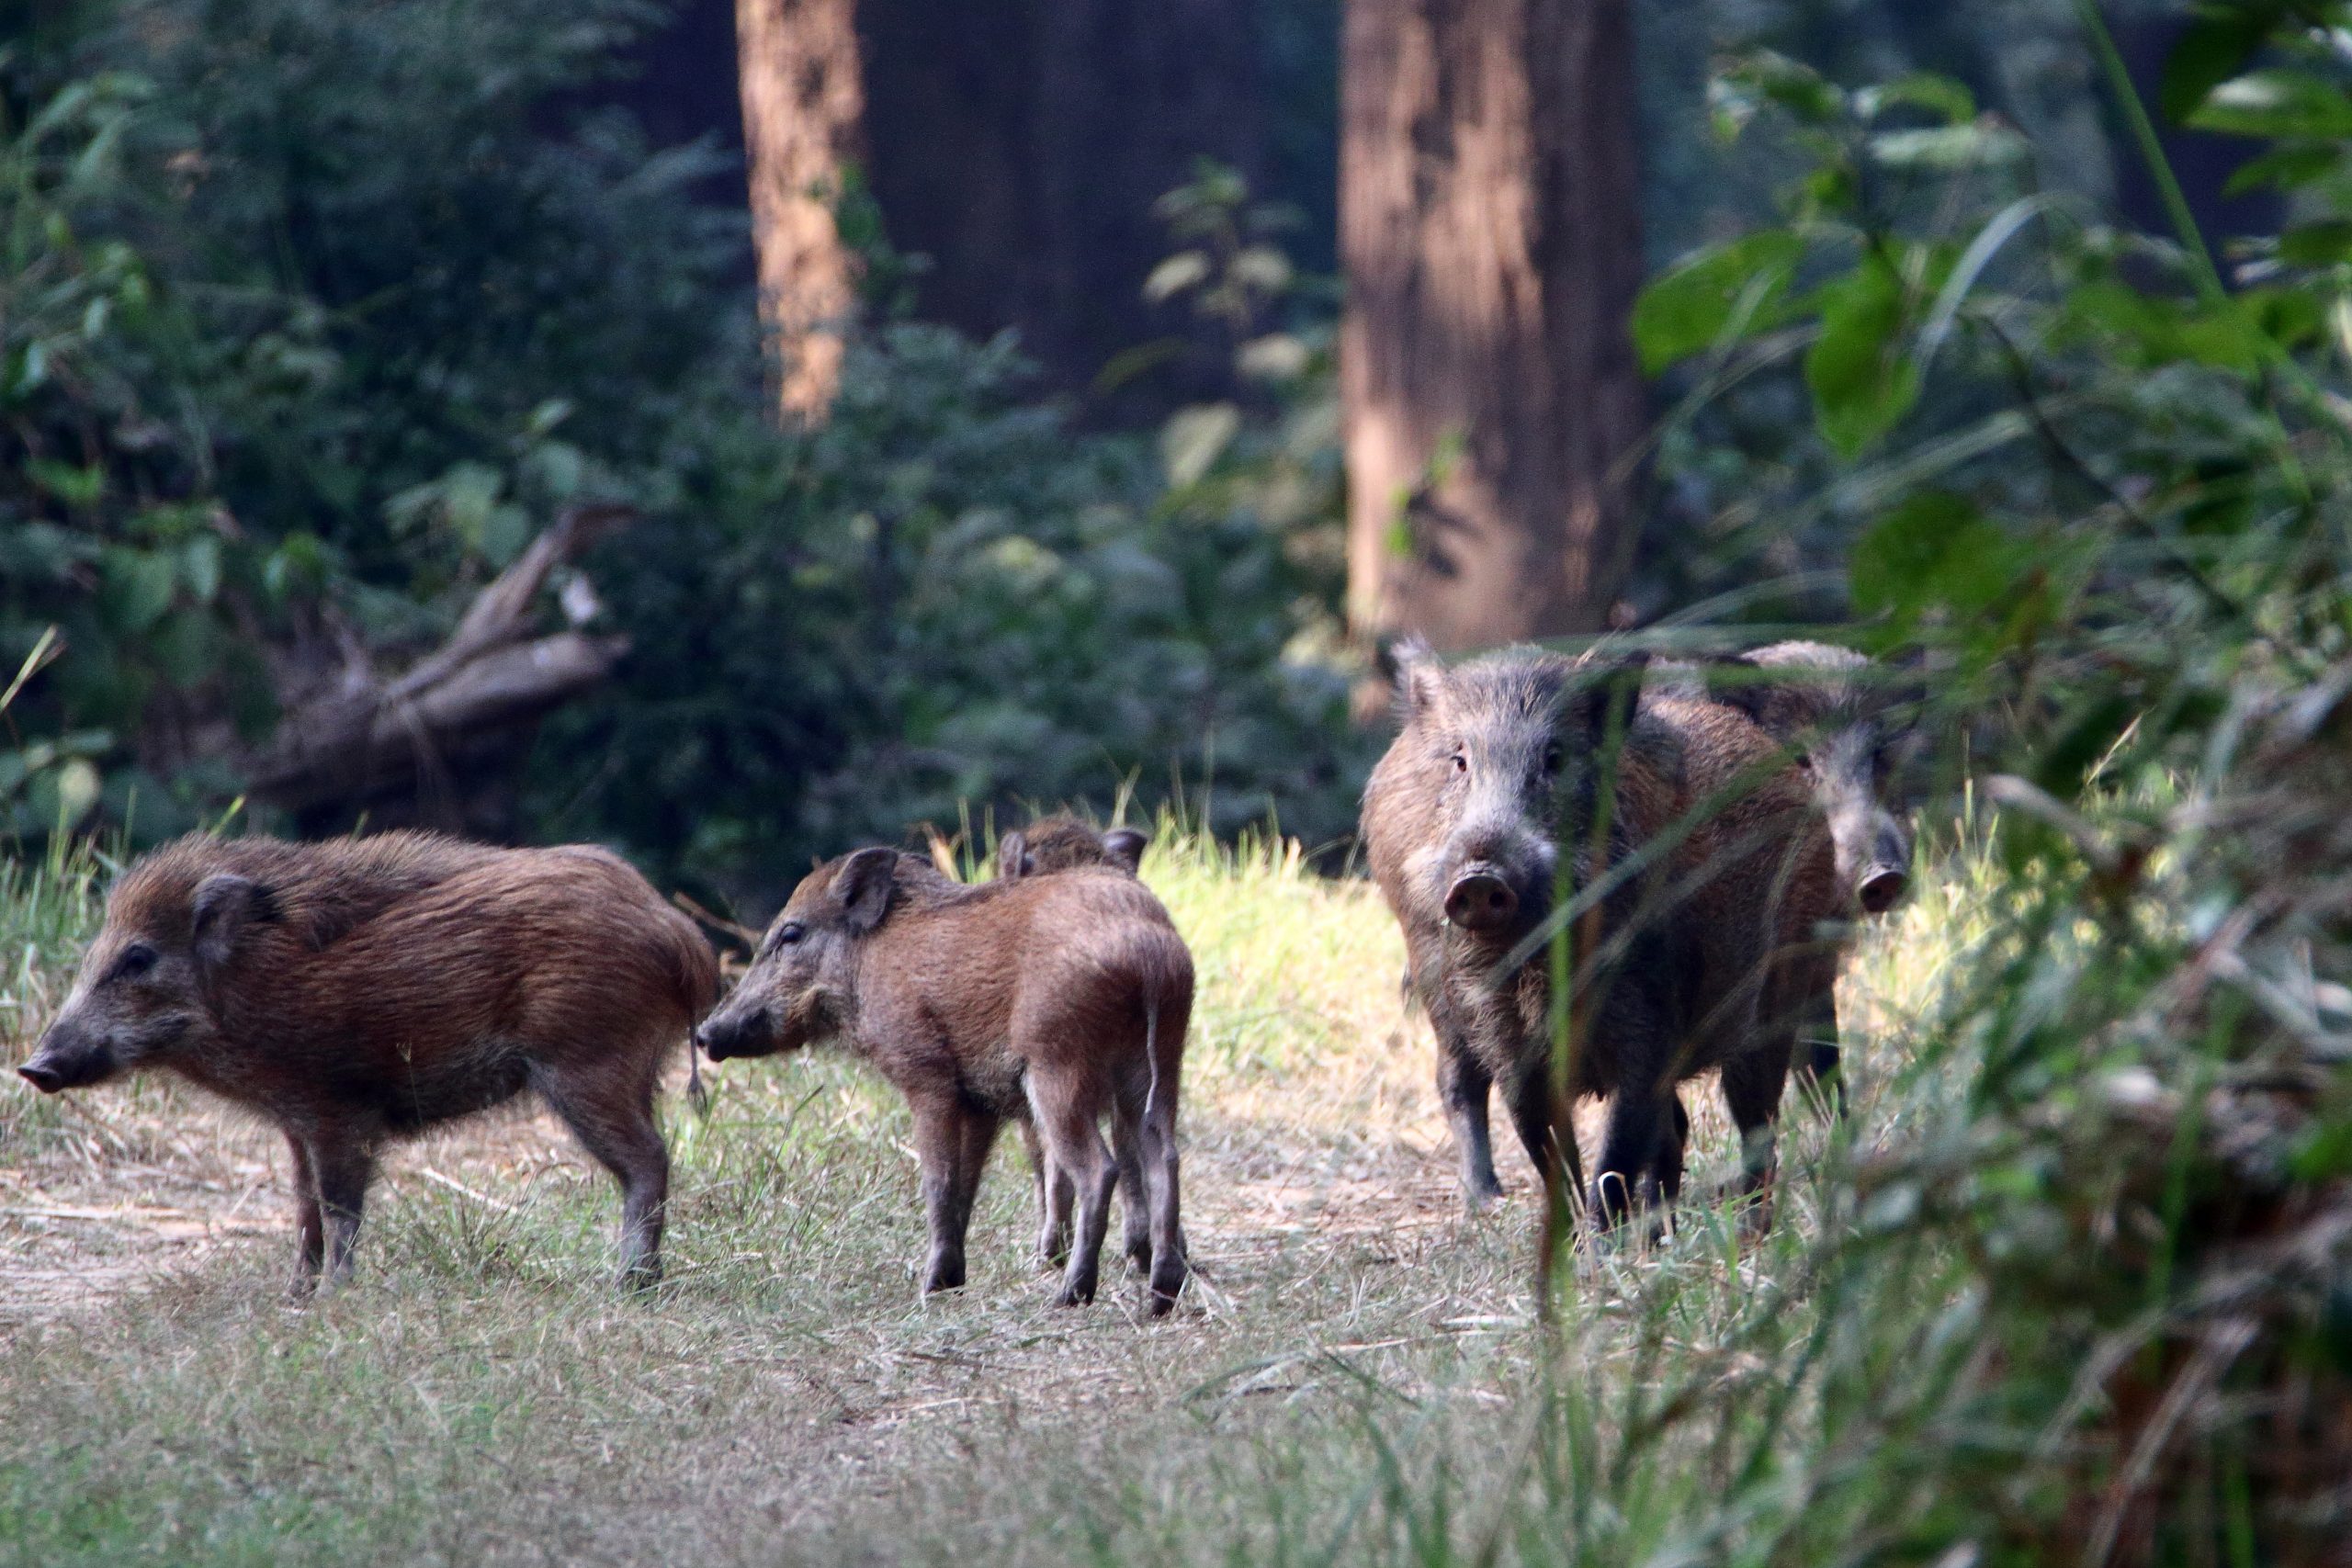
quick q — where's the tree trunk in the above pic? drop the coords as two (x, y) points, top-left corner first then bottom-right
(735, 0), (865, 422)
(1340, 0), (1645, 653)
(856, 0), (1264, 417)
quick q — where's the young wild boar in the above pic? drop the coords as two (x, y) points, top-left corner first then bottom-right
(695, 848), (1193, 1314)
(16, 832), (717, 1294)
(992, 815), (1182, 1276)
(996, 816), (1148, 880)
(1361, 642), (1837, 1226)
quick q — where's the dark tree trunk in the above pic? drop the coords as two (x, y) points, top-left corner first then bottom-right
(736, 0), (865, 421)
(1340, 0), (1646, 653)
(857, 0), (1265, 412)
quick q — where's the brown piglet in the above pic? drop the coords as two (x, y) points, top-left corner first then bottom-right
(695, 848), (1193, 1315)
(16, 831), (717, 1294)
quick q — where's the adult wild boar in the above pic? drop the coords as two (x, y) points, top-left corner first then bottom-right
(1362, 642), (1836, 1224)
(1707, 640), (1920, 1093)
(695, 848), (1193, 1315)
(17, 832), (717, 1293)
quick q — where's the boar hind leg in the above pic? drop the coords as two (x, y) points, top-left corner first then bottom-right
(536, 1065), (670, 1290)
(1029, 1077), (1116, 1308)
(1020, 1117), (1072, 1270)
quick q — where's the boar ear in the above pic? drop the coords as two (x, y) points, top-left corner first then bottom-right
(1101, 826), (1148, 875)
(996, 832), (1031, 881)
(1710, 653), (1779, 727)
(1391, 637), (1443, 723)
(1574, 654), (1650, 741)
(832, 847), (899, 933)
(190, 874), (277, 970)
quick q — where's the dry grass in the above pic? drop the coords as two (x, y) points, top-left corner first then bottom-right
(0, 829), (1967, 1566)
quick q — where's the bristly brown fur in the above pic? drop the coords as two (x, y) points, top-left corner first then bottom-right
(28, 829), (718, 1295)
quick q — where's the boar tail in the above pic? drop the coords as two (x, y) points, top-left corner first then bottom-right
(684, 1034), (707, 1115)
(673, 916), (719, 1117)
(1143, 984), (1162, 1124)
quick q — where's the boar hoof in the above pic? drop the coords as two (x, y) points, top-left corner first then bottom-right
(619, 1261), (662, 1294)
(1054, 1280), (1096, 1308)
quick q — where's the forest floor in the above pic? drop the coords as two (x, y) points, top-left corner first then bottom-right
(0, 835), (1962, 1567)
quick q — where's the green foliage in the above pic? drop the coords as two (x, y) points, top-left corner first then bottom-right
(1630, 4), (2352, 1553)
(0, 4), (1364, 895)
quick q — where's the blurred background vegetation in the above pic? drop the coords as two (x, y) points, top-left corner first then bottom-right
(0, 0), (2232, 909)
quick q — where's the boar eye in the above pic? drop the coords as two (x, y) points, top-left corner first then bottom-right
(1541, 744), (1563, 776)
(1449, 750), (1467, 775)
(776, 921), (806, 947)
(111, 943), (157, 983)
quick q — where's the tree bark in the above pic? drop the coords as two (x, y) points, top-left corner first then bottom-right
(735, 0), (865, 422)
(1340, 0), (1645, 653)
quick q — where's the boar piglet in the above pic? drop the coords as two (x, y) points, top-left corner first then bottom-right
(993, 816), (1183, 1277)
(696, 849), (1193, 1315)
(17, 831), (718, 1294)
(1363, 642), (1837, 1229)
(997, 816), (1148, 881)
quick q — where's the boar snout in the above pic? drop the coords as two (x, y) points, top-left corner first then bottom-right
(1857, 864), (1907, 916)
(17, 1021), (111, 1093)
(1443, 866), (1521, 933)
(694, 1008), (770, 1062)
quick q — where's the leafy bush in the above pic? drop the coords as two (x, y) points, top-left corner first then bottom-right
(1611, 5), (2352, 1554)
(0, 2), (1367, 899)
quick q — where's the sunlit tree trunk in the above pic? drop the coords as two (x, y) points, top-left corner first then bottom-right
(735, 0), (865, 422)
(1340, 0), (1645, 653)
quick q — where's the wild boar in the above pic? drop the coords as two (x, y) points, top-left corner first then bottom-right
(695, 848), (1193, 1315)
(997, 816), (1148, 880)
(992, 815), (1181, 1277)
(1361, 642), (1836, 1225)
(1716, 641), (1917, 919)
(17, 831), (717, 1293)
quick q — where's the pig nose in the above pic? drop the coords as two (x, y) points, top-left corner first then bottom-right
(691, 1020), (730, 1061)
(1444, 870), (1520, 932)
(17, 1062), (63, 1094)
(1858, 865), (1908, 916)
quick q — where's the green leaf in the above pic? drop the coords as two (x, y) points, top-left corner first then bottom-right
(28, 459), (105, 507)
(98, 547), (179, 635)
(1143, 251), (1210, 303)
(1805, 260), (1918, 458)
(1851, 491), (2018, 623)
(1722, 51), (1844, 127)
(2222, 142), (2342, 197)
(2160, 4), (2290, 121)
(1631, 231), (1804, 375)
(1160, 403), (1240, 488)
(1869, 122), (2030, 172)
(1858, 73), (1976, 125)
(180, 536), (222, 604)
(2276, 220), (2352, 267)
(2188, 69), (2352, 140)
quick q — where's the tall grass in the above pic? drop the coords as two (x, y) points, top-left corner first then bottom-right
(0, 817), (2043, 1568)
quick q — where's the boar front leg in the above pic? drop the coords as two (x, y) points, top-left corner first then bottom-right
(1435, 1025), (1506, 1209)
(1719, 1032), (1794, 1236)
(912, 1100), (996, 1293)
(286, 1132), (325, 1297)
(308, 1134), (379, 1288)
